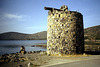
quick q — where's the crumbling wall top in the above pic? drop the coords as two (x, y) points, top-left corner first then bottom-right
(44, 5), (68, 11)
(60, 5), (68, 11)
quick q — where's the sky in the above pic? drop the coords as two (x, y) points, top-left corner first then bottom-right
(0, 0), (100, 34)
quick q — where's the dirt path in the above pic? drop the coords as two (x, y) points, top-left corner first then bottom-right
(41, 55), (100, 67)
(45, 58), (100, 67)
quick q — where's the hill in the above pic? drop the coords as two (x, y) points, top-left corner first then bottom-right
(0, 31), (47, 40)
(84, 25), (100, 40)
(0, 25), (100, 40)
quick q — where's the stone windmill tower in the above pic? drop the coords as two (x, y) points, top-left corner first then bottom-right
(44, 5), (84, 55)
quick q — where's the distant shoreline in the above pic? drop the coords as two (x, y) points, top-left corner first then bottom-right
(0, 40), (47, 56)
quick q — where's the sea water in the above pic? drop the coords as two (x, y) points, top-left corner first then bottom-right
(0, 40), (47, 55)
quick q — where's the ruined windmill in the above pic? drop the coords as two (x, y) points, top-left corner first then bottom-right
(44, 5), (84, 55)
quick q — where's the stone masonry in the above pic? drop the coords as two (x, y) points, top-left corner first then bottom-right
(45, 5), (84, 55)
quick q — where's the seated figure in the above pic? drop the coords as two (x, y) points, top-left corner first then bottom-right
(20, 46), (26, 54)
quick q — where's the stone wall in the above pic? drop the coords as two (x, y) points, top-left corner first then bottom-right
(46, 5), (84, 55)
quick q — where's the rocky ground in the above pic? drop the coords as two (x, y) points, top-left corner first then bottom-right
(0, 50), (91, 67)
(0, 51), (52, 67)
(1, 51), (100, 67)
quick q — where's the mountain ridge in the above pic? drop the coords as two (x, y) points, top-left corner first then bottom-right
(0, 31), (47, 40)
(84, 25), (100, 40)
(0, 25), (100, 40)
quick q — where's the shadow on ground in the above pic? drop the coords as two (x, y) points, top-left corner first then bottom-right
(84, 51), (100, 55)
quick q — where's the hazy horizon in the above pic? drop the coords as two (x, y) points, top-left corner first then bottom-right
(0, 30), (47, 34)
(0, 24), (100, 34)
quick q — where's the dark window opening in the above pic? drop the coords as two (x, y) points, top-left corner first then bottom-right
(59, 14), (60, 17)
(71, 19), (73, 21)
(66, 31), (68, 33)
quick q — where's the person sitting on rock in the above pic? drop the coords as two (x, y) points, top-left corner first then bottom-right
(20, 46), (26, 54)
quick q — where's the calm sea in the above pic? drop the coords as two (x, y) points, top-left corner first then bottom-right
(0, 40), (47, 55)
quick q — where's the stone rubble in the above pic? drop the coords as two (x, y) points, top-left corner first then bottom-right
(0, 51), (46, 64)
